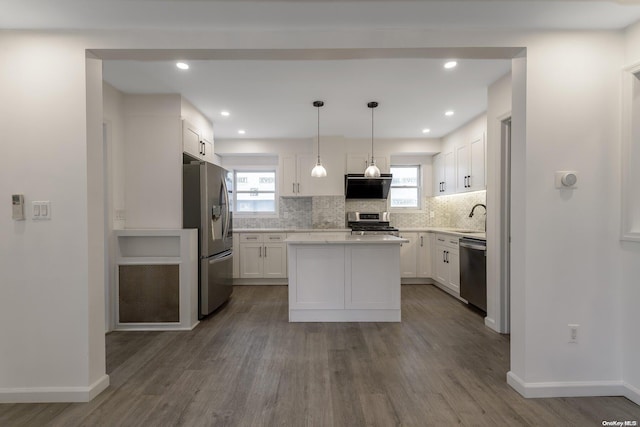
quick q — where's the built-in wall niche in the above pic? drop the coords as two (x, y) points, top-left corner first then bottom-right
(621, 66), (640, 242)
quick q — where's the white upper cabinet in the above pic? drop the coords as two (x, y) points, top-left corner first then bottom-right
(282, 148), (344, 197)
(281, 154), (316, 197)
(346, 153), (389, 174)
(455, 133), (485, 193)
(183, 120), (214, 163)
(468, 134), (486, 191)
(433, 148), (455, 195)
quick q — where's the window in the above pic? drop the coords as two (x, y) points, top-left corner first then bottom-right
(390, 165), (420, 209)
(234, 170), (277, 215)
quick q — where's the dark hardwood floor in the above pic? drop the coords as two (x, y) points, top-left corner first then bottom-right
(1, 285), (639, 426)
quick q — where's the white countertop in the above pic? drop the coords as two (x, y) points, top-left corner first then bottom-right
(234, 228), (350, 233)
(234, 227), (485, 240)
(286, 234), (408, 245)
(398, 227), (486, 240)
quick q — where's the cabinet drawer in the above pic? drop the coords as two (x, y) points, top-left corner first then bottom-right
(239, 233), (263, 243)
(435, 233), (459, 249)
(264, 233), (286, 242)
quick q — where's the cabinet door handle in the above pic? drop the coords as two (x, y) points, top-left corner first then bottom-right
(420, 236), (423, 247)
(467, 175), (471, 187)
(259, 246), (262, 257)
(292, 183), (295, 193)
(203, 142), (206, 155)
(297, 183), (300, 193)
(445, 250), (449, 263)
(264, 246), (267, 258)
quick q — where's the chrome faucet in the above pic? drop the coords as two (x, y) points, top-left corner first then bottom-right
(469, 203), (487, 231)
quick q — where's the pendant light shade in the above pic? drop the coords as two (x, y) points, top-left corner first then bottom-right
(364, 101), (381, 177)
(311, 100), (327, 178)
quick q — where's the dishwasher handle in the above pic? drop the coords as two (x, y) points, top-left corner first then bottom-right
(459, 240), (486, 251)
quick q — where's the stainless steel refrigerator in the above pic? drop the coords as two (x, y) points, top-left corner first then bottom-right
(183, 161), (233, 318)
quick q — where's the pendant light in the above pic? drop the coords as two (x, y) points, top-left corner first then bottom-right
(364, 101), (381, 177)
(311, 100), (327, 178)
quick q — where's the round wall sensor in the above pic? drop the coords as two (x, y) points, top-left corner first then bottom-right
(555, 171), (578, 189)
(561, 172), (577, 187)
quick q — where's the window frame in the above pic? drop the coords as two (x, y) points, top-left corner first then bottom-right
(232, 168), (279, 218)
(389, 164), (422, 211)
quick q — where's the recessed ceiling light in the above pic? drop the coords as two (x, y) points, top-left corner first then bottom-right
(176, 62), (189, 70)
(422, 128), (431, 134)
(444, 61), (457, 69)
(221, 111), (230, 117)
(445, 110), (454, 117)
(238, 129), (246, 135)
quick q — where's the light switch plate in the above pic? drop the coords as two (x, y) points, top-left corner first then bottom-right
(32, 201), (51, 220)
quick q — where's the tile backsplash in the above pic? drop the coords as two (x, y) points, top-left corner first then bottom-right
(233, 191), (486, 231)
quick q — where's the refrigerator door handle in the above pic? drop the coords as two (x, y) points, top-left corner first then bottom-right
(222, 177), (231, 243)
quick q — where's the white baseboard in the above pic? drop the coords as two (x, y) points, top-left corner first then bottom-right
(0, 374), (109, 403)
(484, 316), (498, 331)
(507, 371), (626, 398)
(623, 381), (640, 405)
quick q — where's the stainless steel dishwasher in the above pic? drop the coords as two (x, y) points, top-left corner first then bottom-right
(459, 237), (487, 312)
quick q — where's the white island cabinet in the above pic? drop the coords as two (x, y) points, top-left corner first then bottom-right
(286, 234), (407, 322)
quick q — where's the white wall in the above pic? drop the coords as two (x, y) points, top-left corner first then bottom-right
(511, 32), (624, 391)
(486, 72), (512, 334)
(123, 94), (182, 228)
(102, 82), (126, 331)
(622, 20), (640, 404)
(0, 24), (638, 403)
(0, 34), (108, 401)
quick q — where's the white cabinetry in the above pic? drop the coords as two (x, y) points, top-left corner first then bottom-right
(183, 120), (214, 163)
(417, 232), (433, 278)
(456, 134), (485, 192)
(281, 154), (315, 196)
(287, 241), (401, 322)
(346, 153), (389, 174)
(282, 153), (344, 197)
(399, 232), (418, 278)
(239, 233), (287, 279)
(433, 149), (455, 195)
(434, 234), (460, 295)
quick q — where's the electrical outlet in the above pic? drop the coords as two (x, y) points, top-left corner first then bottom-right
(568, 324), (579, 343)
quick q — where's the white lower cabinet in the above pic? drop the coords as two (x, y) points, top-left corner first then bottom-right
(399, 232), (418, 278)
(238, 233), (287, 279)
(399, 231), (433, 279)
(434, 234), (460, 295)
(417, 232), (433, 278)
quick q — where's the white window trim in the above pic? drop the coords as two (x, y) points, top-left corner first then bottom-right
(389, 165), (422, 212)
(232, 167), (279, 218)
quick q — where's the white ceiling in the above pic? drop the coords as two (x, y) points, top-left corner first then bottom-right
(103, 58), (511, 139)
(2, 0), (640, 31)
(5, 0), (640, 139)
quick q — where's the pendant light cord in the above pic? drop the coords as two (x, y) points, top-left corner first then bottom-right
(371, 106), (374, 162)
(317, 105), (321, 160)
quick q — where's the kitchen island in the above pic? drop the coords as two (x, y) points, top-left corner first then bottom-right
(286, 234), (407, 322)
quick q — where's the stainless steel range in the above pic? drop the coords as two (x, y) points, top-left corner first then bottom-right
(346, 211), (399, 236)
